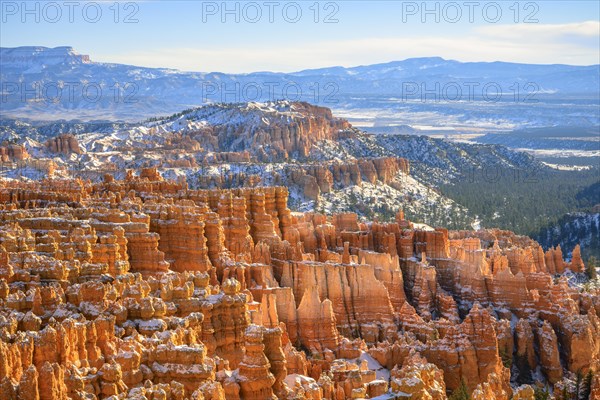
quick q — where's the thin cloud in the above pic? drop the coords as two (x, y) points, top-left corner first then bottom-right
(96, 22), (600, 73)
(476, 20), (600, 40)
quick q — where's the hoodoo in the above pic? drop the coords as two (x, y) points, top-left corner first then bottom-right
(0, 172), (597, 399)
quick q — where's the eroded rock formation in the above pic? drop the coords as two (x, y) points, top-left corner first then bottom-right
(286, 157), (410, 201)
(0, 172), (597, 399)
(0, 144), (29, 162)
(45, 134), (82, 155)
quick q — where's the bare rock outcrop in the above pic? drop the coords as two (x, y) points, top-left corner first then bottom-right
(0, 174), (597, 400)
(0, 144), (29, 162)
(45, 134), (82, 155)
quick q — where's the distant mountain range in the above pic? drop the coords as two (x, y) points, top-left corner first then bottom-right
(1, 46), (599, 123)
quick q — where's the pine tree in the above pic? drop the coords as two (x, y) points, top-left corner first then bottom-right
(449, 378), (471, 400)
(575, 370), (582, 399)
(499, 347), (512, 369)
(515, 354), (533, 384)
(580, 369), (593, 400)
(534, 385), (550, 400)
(586, 256), (598, 280)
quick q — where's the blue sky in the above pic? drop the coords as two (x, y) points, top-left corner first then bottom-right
(1, 0), (599, 72)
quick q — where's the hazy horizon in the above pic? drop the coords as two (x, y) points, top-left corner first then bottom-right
(2, 1), (598, 73)
(3, 44), (600, 75)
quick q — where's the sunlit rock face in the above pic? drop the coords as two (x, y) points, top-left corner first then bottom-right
(45, 134), (82, 155)
(0, 171), (597, 399)
(0, 144), (29, 162)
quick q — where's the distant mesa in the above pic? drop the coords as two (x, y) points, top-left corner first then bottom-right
(0, 46), (91, 66)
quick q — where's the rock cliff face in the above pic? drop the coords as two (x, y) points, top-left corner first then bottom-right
(155, 101), (352, 162)
(0, 144), (29, 162)
(286, 157), (410, 201)
(0, 172), (597, 399)
(45, 134), (81, 155)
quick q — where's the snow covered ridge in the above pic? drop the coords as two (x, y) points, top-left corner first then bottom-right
(147, 100), (336, 133)
(73, 100), (352, 161)
(0, 100), (551, 228)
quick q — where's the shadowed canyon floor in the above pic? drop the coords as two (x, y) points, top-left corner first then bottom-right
(0, 170), (598, 399)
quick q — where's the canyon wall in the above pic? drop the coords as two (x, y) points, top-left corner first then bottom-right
(0, 172), (597, 399)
